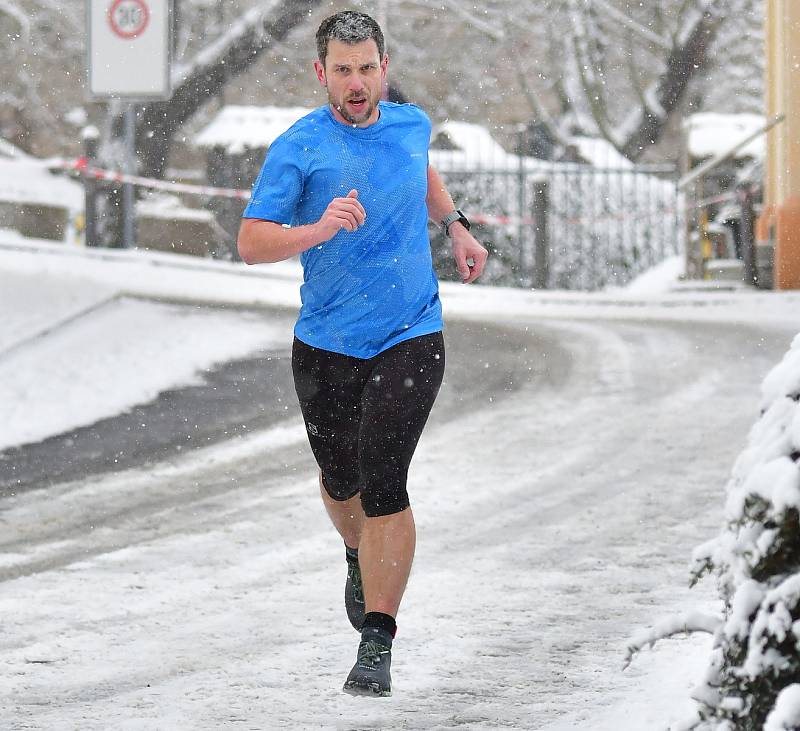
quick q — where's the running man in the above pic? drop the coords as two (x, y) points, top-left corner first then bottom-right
(237, 10), (488, 697)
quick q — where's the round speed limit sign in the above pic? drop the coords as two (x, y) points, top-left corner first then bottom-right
(108, 0), (150, 39)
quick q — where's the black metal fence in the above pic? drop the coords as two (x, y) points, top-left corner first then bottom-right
(200, 138), (683, 290)
(431, 157), (682, 291)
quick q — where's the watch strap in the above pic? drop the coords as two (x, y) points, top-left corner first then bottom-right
(441, 209), (470, 237)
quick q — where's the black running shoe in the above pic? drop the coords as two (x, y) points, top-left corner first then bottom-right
(343, 626), (393, 697)
(345, 549), (365, 631)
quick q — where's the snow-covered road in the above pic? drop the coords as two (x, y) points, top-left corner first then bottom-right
(2, 291), (796, 729)
(2, 234), (799, 729)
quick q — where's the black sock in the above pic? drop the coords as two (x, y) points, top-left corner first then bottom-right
(363, 611), (397, 638)
(345, 544), (358, 564)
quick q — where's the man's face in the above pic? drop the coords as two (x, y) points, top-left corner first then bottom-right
(314, 39), (388, 127)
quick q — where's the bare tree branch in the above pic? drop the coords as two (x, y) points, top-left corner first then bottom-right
(591, 0), (672, 50)
(0, 0), (30, 43)
(568, 0), (620, 145)
(624, 31), (651, 119)
(671, 0), (701, 45)
(135, 0), (324, 178)
(513, 63), (572, 150)
(619, 1), (724, 160)
(437, 0), (505, 40)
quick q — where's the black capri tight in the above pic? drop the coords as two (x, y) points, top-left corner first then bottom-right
(291, 332), (445, 517)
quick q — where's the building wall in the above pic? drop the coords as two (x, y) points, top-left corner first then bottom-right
(760, 0), (800, 289)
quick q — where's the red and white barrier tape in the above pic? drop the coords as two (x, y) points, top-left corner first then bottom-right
(470, 213), (537, 226)
(48, 158), (542, 225)
(52, 157), (252, 200)
(24, 156), (678, 227)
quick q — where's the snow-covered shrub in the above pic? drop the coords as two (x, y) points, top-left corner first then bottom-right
(627, 333), (800, 730)
(689, 333), (800, 729)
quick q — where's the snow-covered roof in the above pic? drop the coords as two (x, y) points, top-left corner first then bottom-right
(194, 105), (641, 175)
(0, 158), (82, 211)
(195, 105), (523, 169)
(430, 120), (510, 162)
(0, 137), (30, 160)
(429, 120), (536, 172)
(194, 105), (314, 154)
(570, 136), (634, 169)
(137, 193), (216, 223)
(685, 113), (765, 160)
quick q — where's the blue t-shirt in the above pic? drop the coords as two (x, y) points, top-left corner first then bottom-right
(242, 102), (443, 359)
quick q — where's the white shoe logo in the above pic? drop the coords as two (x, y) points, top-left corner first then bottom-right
(307, 422), (320, 436)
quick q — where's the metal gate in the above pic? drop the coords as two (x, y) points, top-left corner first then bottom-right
(433, 161), (681, 291)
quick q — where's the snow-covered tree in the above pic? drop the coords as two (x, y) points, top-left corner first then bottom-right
(501, 0), (730, 161)
(0, 1), (84, 153)
(133, 0), (324, 178)
(687, 333), (800, 730)
(390, 0), (762, 159)
(1, 0), (766, 254)
(701, 0), (764, 115)
(3, 0), (765, 164)
(626, 333), (800, 730)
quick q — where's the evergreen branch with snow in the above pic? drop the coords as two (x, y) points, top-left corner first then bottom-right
(623, 611), (722, 670)
(642, 333), (800, 730)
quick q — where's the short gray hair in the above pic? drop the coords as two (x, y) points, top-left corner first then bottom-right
(316, 11), (385, 67)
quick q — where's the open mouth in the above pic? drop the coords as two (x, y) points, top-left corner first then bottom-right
(348, 97), (367, 112)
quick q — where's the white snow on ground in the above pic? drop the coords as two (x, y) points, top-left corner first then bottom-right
(137, 192), (219, 223)
(2, 231), (798, 331)
(0, 232), (296, 450)
(541, 635), (713, 730)
(609, 255), (685, 295)
(1, 230), (799, 729)
(0, 296), (288, 451)
(0, 265), (115, 353)
(0, 229), (303, 311)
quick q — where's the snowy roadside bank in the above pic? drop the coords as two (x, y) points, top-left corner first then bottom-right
(3, 232), (799, 332)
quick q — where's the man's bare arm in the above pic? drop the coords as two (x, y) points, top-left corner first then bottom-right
(426, 166), (461, 231)
(425, 166), (488, 283)
(238, 219), (324, 264)
(238, 189), (366, 264)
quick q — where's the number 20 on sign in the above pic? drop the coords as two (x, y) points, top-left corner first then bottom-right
(108, 0), (150, 39)
(88, 0), (170, 99)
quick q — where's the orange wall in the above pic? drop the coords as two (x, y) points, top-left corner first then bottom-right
(761, 0), (800, 288)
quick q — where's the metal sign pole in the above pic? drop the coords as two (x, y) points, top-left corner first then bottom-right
(122, 104), (136, 248)
(88, 0), (171, 249)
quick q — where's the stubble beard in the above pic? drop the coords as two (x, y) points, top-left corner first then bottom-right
(330, 89), (376, 126)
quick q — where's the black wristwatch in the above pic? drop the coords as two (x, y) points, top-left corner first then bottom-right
(441, 209), (471, 237)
